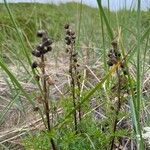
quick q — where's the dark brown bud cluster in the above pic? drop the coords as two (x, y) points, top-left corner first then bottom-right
(64, 24), (80, 68)
(31, 30), (53, 69)
(32, 61), (38, 69)
(107, 41), (121, 67)
(107, 41), (127, 75)
(32, 30), (53, 58)
(64, 24), (76, 49)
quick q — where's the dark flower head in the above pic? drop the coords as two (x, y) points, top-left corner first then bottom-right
(107, 60), (113, 66)
(66, 29), (71, 36)
(37, 30), (46, 38)
(32, 61), (38, 69)
(47, 46), (52, 52)
(32, 50), (41, 57)
(70, 31), (75, 36)
(36, 44), (44, 52)
(42, 39), (53, 47)
(64, 23), (70, 29)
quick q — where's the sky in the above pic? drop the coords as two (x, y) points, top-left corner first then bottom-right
(0, 0), (149, 10)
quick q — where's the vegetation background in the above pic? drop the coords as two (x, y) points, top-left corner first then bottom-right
(0, 0), (150, 149)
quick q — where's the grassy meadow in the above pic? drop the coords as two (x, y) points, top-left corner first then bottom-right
(0, 1), (150, 150)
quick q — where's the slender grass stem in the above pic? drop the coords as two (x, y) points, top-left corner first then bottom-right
(110, 69), (121, 150)
(41, 54), (57, 150)
(70, 43), (78, 133)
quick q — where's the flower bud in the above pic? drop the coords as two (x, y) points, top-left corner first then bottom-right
(42, 39), (53, 47)
(32, 50), (41, 57)
(64, 23), (70, 29)
(107, 60), (113, 66)
(37, 30), (46, 38)
(36, 44), (44, 52)
(32, 61), (38, 69)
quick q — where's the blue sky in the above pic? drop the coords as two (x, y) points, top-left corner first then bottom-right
(0, 0), (149, 10)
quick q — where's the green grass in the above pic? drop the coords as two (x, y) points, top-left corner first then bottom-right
(0, 1), (150, 150)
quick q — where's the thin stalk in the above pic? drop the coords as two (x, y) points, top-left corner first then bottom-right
(110, 69), (121, 150)
(41, 54), (57, 150)
(70, 44), (78, 133)
(136, 0), (144, 149)
(76, 69), (82, 122)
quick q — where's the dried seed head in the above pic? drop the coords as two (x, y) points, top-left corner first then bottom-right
(36, 44), (44, 52)
(108, 53), (112, 58)
(107, 60), (113, 66)
(32, 50), (41, 57)
(66, 29), (71, 35)
(37, 30), (46, 38)
(41, 49), (50, 54)
(64, 23), (70, 29)
(72, 52), (78, 57)
(70, 31), (75, 36)
(42, 36), (48, 43)
(42, 39), (53, 47)
(65, 36), (70, 41)
(32, 61), (38, 69)
(47, 46), (52, 52)
(73, 58), (77, 63)
(72, 35), (76, 40)
(115, 52), (121, 57)
(66, 39), (71, 45)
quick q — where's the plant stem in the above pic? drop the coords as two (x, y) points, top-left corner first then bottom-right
(110, 69), (121, 150)
(41, 54), (57, 150)
(70, 43), (78, 134)
(77, 80), (82, 122)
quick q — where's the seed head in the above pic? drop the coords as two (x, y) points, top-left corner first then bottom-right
(47, 46), (52, 52)
(72, 52), (78, 57)
(107, 60), (113, 66)
(66, 29), (71, 36)
(32, 61), (38, 69)
(66, 39), (71, 45)
(42, 39), (53, 47)
(65, 36), (70, 41)
(70, 31), (75, 36)
(37, 30), (46, 38)
(32, 50), (41, 57)
(40, 48), (50, 54)
(73, 58), (77, 63)
(36, 44), (44, 52)
(64, 23), (70, 29)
